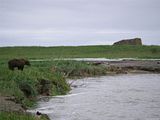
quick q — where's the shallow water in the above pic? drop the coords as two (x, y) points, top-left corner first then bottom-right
(29, 74), (160, 120)
(30, 58), (160, 62)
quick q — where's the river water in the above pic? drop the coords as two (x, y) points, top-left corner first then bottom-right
(29, 74), (160, 120)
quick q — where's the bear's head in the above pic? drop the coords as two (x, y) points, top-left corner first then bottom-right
(20, 59), (31, 66)
(25, 60), (31, 66)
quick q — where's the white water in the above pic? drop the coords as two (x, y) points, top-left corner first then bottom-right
(29, 74), (160, 120)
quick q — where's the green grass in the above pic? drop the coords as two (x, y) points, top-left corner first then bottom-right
(51, 60), (107, 78)
(0, 112), (48, 120)
(0, 60), (70, 108)
(0, 45), (160, 60)
(0, 60), (108, 109)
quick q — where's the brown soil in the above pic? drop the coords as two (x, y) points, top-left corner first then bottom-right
(93, 60), (160, 73)
(0, 96), (25, 112)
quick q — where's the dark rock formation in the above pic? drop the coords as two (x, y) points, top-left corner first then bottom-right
(8, 58), (31, 71)
(113, 38), (142, 45)
(35, 111), (50, 119)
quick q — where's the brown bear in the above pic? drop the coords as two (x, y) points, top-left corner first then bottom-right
(8, 58), (31, 71)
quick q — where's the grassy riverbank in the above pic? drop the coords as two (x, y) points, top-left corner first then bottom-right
(0, 60), (72, 108)
(0, 60), (107, 103)
(0, 60), (109, 120)
(0, 45), (160, 60)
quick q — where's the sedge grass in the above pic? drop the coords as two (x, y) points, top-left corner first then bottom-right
(0, 112), (48, 120)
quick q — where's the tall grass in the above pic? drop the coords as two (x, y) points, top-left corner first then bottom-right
(51, 60), (107, 78)
(0, 60), (70, 108)
(0, 112), (48, 120)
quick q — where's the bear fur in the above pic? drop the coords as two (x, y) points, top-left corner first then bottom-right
(8, 59), (31, 71)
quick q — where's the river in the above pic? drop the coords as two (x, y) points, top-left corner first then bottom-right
(29, 74), (160, 120)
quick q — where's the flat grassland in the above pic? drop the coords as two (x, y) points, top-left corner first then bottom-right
(0, 45), (160, 60)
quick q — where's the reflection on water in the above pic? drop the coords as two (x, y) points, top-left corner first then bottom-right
(29, 74), (160, 120)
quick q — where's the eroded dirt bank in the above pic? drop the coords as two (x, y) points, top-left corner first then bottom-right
(90, 60), (160, 74)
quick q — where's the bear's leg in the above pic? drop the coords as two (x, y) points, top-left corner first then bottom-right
(18, 66), (24, 71)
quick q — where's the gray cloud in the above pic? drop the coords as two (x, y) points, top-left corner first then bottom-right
(0, 0), (160, 46)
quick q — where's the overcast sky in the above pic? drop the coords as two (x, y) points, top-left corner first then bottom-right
(0, 0), (160, 46)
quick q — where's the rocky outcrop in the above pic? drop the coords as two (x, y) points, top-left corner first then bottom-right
(113, 38), (142, 45)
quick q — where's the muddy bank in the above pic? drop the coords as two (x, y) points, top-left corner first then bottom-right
(0, 96), (24, 112)
(0, 95), (50, 120)
(90, 60), (160, 74)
